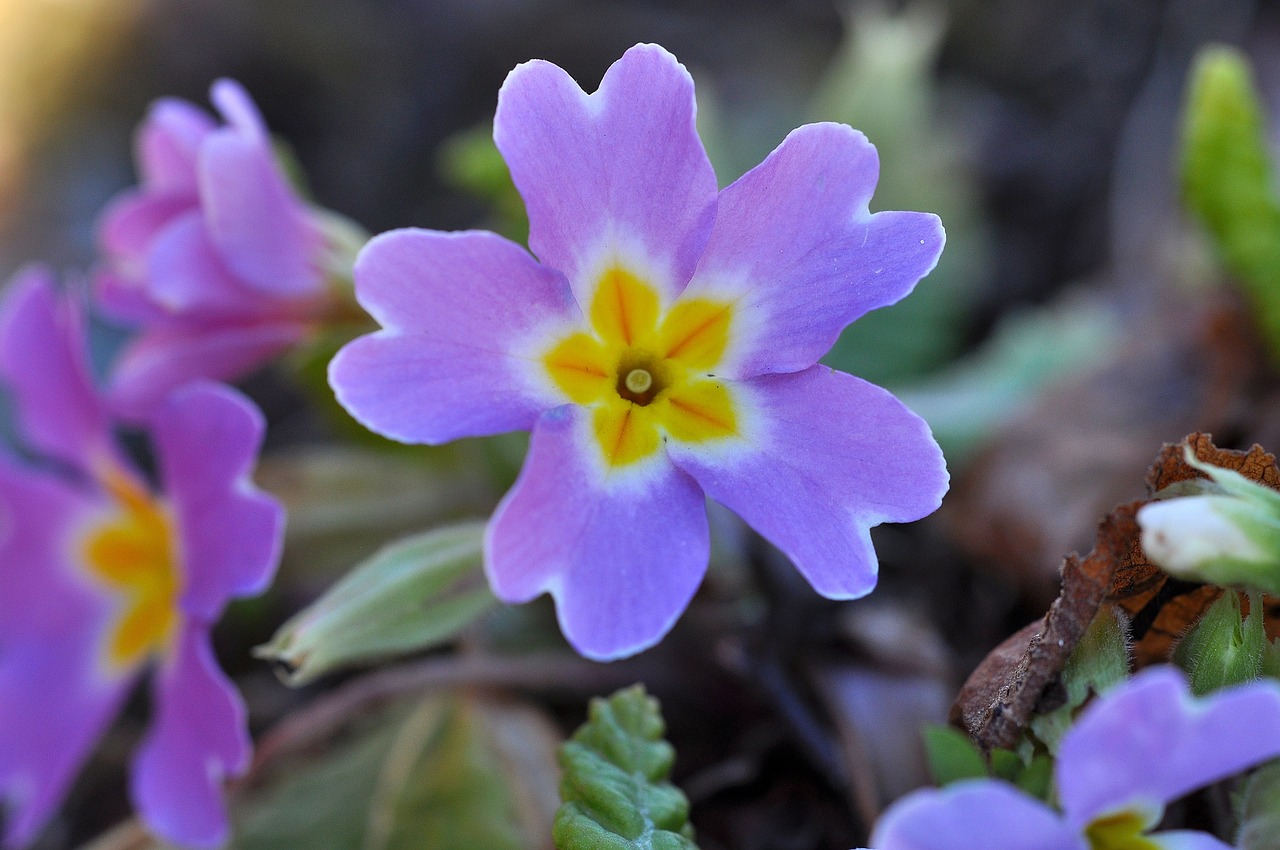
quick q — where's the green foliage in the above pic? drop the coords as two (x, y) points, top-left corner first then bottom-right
(554, 685), (699, 850)
(1181, 44), (1280, 360)
(1235, 759), (1280, 850)
(1030, 606), (1131, 754)
(234, 695), (560, 850)
(1175, 591), (1267, 694)
(922, 725), (988, 786)
(895, 293), (1120, 464)
(256, 521), (496, 685)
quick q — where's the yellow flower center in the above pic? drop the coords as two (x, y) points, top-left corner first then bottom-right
(1084, 810), (1162, 850)
(79, 465), (182, 670)
(542, 266), (740, 467)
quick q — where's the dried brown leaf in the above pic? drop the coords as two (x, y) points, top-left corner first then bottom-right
(951, 432), (1280, 750)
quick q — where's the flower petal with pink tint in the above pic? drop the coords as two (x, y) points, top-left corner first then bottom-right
(667, 367), (947, 598)
(1145, 833), (1234, 850)
(330, 229), (579, 443)
(494, 43), (717, 302)
(108, 320), (308, 422)
(131, 625), (249, 849)
(147, 211), (278, 318)
(869, 781), (1085, 850)
(684, 123), (944, 377)
(486, 405), (709, 660)
(153, 382), (283, 620)
(199, 117), (322, 298)
(1057, 666), (1280, 829)
(136, 98), (214, 195)
(0, 458), (131, 848)
(97, 191), (195, 274)
(0, 268), (112, 470)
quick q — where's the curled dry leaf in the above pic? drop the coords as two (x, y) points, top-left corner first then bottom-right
(951, 432), (1280, 751)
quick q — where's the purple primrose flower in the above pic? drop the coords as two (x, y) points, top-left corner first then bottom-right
(0, 269), (284, 847)
(329, 44), (949, 660)
(866, 666), (1280, 850)
(96, 78), (335, 420)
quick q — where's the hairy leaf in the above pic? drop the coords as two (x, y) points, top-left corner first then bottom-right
(256, 521), (496, 685)
(1236, 758), (1280, 850)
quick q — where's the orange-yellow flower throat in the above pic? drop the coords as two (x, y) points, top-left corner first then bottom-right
(543, 266), (740, 468)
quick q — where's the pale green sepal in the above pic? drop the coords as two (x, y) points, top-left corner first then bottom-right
(1180, 44), (1280, 359)
(1030, 605), (1131, 754)
(553, 685), (699, 850)
(1235, 758), (1280, 850)
(1175, 591), (1266, 695)
(256, 521), (496, 685)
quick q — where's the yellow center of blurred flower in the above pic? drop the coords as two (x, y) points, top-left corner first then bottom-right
(1084, 810), (1162, 850)
(543, 266), (739, 467)
(80, 465), (181, 670)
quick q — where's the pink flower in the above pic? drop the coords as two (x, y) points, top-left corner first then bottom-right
(0, 269), (283, 847)
(330, 44), (948, 660)
(96, 79), (340, 420)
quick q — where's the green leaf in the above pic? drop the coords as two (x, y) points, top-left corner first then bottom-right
(234, 694), (561, 850)
(922, 725), (988, 786)
(553, 685), (699, 850)
(894, 292), (1120, 465)
(437, 123), (529, 244)
(1174, 591), (1266, 694)
(1030, 605), (1131, 754)
(256, 522), (497, 685)
(1181, 44), (1280, 360)
(1235, 758), (1280, 850)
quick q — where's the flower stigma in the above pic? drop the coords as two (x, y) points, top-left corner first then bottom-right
(624, 367), (653, 396)
(542, 265), (739, 468)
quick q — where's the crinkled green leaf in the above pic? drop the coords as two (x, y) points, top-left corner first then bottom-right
(1175, 591), (1266, 695)
(1235, 758), (1280, 850)
(256, 521), (496, 685)
(1030, 606), (1131, 754)
(1181, 44), (1280, 359)
(233, 694), (560, 850)
(922, 724), (988, 786)
(553, 685), (699, 850)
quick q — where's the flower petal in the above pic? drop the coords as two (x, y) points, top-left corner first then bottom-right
(0, 457), (132, 846)
(666, 367), (947, 598)
(486, 405), (709, 660)
(148, 211), (280, 318)
(131, 625), (249, 848)
(153, 382), (283, 619)
(331, 229), (578, 443)
(494, 43), (718, 302)
(209, 78), (268, 141)
(1145, 832), (1234, 850)
(0, 640), (133, 847)
(199, 111), (322, 298)
(136, 97), (214, 195)
(107, 319), (307, 422)
(870, 781), (1085, 850)
(97, 190), (194, 273)
(684, 123), (944, 376)
(0, 456), (108, 643)
(0, 268), (113, 470)
(1057, 666), (1280, 828)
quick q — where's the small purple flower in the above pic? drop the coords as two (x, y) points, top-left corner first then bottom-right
(866, 666), (1280, 850)
(0, 269), (283, 847)
(96, 78), (337, 420)
(329, 44), (948, 660)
